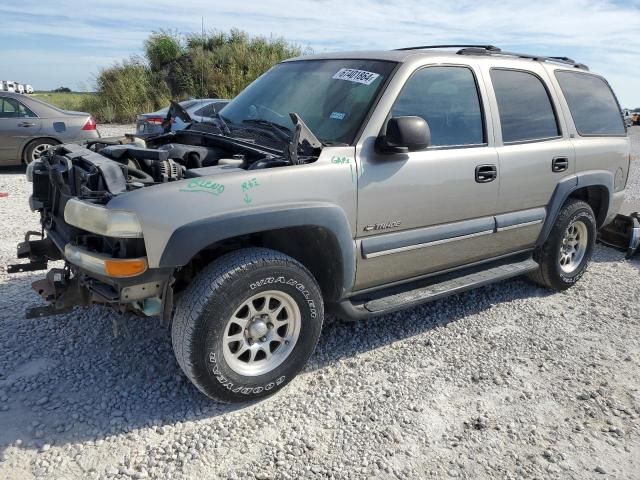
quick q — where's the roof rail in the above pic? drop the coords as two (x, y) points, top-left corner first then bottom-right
(457, 48), (589, 70)
(394, 45), (501, 52)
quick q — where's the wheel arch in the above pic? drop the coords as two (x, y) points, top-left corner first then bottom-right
(537, 170), (613, 246)
(160, 204), (356, 302)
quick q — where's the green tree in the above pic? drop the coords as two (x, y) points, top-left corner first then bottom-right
(144, 30), (184, 71)
(87, 29), (309, 122)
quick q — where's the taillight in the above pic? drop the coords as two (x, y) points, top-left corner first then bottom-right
(145, 117), (166, 125)
(82, 116), (97, 131)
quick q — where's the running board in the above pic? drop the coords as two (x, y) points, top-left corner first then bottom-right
(335, 257), (538, 319)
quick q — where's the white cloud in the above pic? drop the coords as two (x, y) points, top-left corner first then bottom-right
(2, 0), (639, 104)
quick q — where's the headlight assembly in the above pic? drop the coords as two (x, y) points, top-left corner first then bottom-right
(64, 198), (143, 238)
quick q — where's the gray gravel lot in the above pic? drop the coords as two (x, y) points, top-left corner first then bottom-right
(0, 127), (639, 479)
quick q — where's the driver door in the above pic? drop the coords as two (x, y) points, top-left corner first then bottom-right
(354, 65), (500, 291)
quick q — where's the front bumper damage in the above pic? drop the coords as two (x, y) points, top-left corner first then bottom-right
(11, 149), (177, 322)
(29, 268), (90, 319)
(8, 233), (174, 322)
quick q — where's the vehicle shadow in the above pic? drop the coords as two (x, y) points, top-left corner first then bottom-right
(0, 268), (549, 454)
(592, 242), (640, 273)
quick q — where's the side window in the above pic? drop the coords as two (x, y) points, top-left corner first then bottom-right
(555, 71), (625, 136)
(391, 66), (485, 147)
(490, 69), (560, 143)
(194, 104), (215, 117)
(0, 97), (37, 118)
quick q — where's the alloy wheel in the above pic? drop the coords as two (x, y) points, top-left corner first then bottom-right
(222, 290), (301, 376)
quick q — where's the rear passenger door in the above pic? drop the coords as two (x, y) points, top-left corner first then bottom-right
(482, 66), (575, 252)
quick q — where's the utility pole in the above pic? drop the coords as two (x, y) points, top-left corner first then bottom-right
(201, 16), (205, 97)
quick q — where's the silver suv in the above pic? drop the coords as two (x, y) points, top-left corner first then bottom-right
(12, 45), (631, 402)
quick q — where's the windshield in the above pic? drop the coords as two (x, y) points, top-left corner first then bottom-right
(219, 59), (397, 144)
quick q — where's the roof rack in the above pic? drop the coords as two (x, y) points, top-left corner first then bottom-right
(457, 47), (589, 70)
(395, 44), (501, 52)
(393, 45), (588, 70)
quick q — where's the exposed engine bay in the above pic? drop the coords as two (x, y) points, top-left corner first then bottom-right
(36, 108), (324, 204)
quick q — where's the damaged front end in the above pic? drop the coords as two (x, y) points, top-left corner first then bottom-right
(7, 231), (88, 319)
(8, 141), (176, 322)
(9, 113), (323, 321)
(10, 232), (173, 321)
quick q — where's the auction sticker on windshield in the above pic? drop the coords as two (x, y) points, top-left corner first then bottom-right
(332, 68), (380, 85)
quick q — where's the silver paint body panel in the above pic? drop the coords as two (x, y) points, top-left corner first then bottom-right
(104, 49), (630, 297)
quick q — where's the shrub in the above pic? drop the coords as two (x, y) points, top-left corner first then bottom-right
(91, 28), (308, 122)
(145, 30), (184, 71)
(93, 57), (170, 122)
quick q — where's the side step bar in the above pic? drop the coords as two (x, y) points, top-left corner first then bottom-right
(335, 258), (538, 320)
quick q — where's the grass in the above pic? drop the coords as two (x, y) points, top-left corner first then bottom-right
(32, 92), (96, 112)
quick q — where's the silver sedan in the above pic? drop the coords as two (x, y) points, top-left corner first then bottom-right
(0, 92), (99, 166)
(136, 98), (229, 134)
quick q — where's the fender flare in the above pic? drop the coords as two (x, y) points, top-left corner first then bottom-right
(158, 203), (356, 297)
(536, 170), (613, 246)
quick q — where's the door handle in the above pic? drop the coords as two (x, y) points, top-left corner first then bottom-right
(475, 164), (497, 183)
(552, 156), (569, 172)
(18, 122), (36, 127)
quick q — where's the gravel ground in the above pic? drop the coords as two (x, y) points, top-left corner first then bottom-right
(96, 124), (137, 139)
(0, 127), (639, 480)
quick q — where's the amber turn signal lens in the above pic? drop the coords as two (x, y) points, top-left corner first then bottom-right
(104, 258), (147, 278)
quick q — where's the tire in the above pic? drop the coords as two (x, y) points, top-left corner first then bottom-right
(171, 248), (324, 403)
(23, 138), (57, 164)
(529, 199), (596, 290)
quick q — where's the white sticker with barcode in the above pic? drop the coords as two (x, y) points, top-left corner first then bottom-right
(332, 68), (380, 85)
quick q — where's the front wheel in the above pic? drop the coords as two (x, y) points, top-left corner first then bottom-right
(529, 199), (596, 290)
(171, 248), (324, 403)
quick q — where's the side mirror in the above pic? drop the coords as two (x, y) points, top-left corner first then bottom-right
(376, 116), (430, 154)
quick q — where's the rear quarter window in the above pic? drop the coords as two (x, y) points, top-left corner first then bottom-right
(555, 71), (625, 136)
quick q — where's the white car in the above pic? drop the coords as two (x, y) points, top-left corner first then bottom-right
(15, 84), (25, 94)
(4, 81), (16, 93)
(25, 85), (34, 94)
(623, 109), (633, 128)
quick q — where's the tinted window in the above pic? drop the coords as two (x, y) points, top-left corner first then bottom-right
(555, 71), (625, 136)
(391, 66), (484, 147)
(194, 103), (216, 117)
(0, 97), (37, 118)
(491, 69), (559, 143)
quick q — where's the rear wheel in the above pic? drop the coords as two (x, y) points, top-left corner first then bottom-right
(171, 248), (324, 403)
(529, 199), (596, 290)
(23, 139), (57, 164)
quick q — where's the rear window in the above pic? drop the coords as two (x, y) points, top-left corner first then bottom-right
(490, 69), (560, 143)
(555, 71), (625, 136)
(0, 97), (37, 118)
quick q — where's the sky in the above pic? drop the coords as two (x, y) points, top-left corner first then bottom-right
(1, 0), (639, 106)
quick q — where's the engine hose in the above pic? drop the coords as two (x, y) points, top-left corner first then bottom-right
(127, 167), (154, 183)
